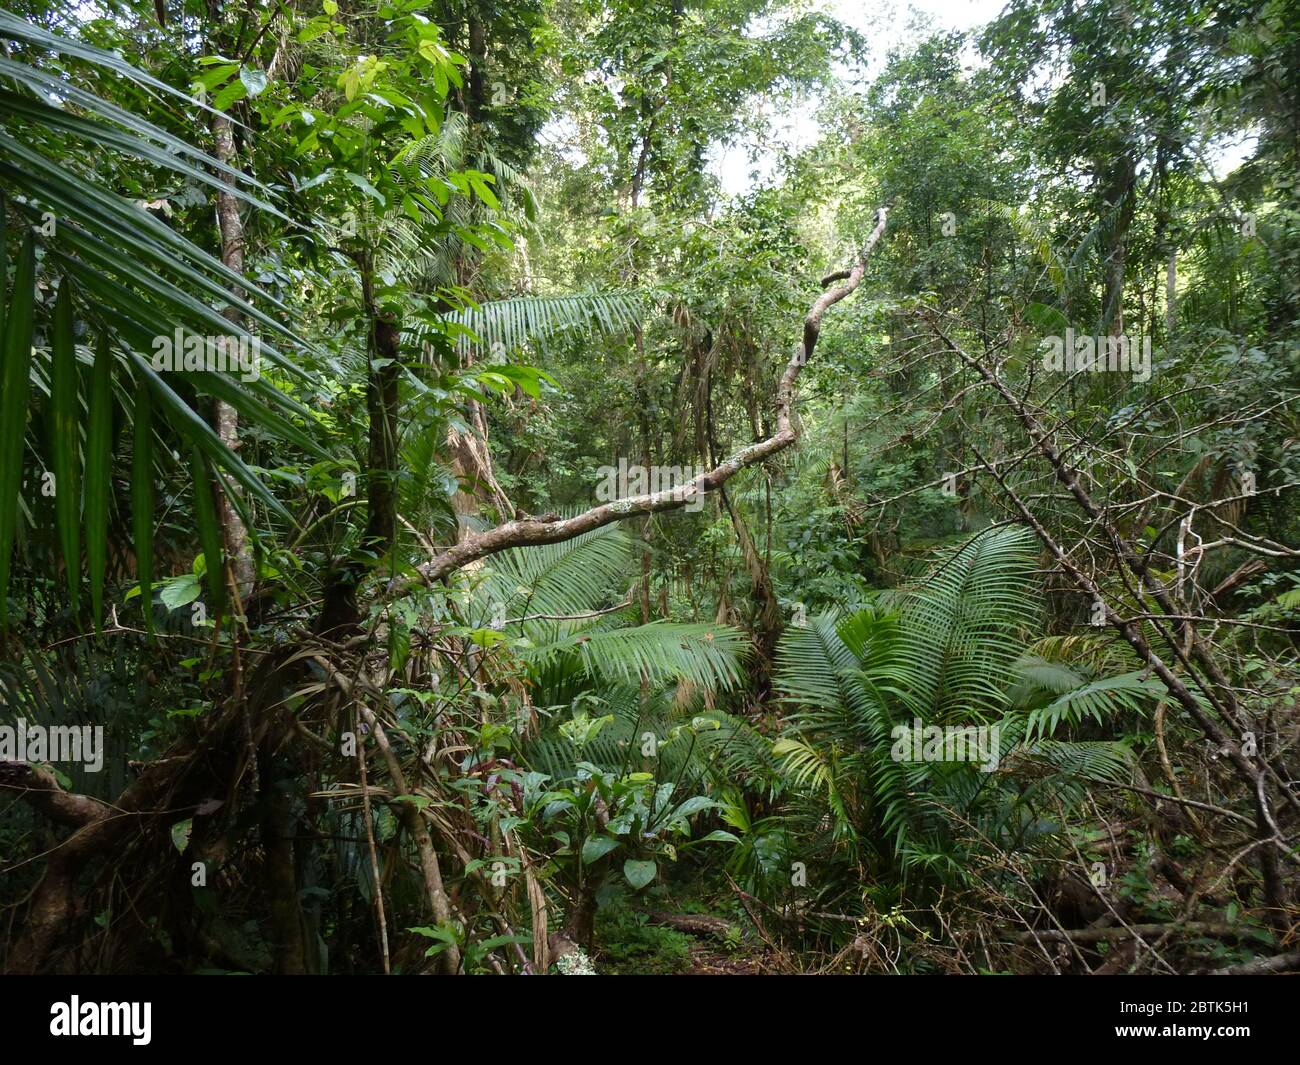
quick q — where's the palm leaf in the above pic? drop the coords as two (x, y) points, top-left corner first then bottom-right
(477, 522), (633, 626)
(48, 277), (80, 609)
(0, 231), (35, 623)
(0, 10), (326, 626)
(84, 335), (113, 629)
(894, 525), (1039, 721)
(420, 291), (643, 360)
(131, 381), (155, 632)
(1023, 671), (1164, 741)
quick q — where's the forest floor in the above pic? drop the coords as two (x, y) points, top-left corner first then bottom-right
(684, 941), (767, 975)
(594, 900), (773, 974)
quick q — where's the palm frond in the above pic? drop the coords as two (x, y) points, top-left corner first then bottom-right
(422, 291), (643, 361)
(1007, 653), (1087, 707)
(477, 522), (633, 626)
(1023, 671), (1165, 741)
(535, 622), (748, 693)
(894, 525), (1039, 721)
(0, 10), (320, 626)
(1019, 739), (1135, 785)
(773, 608), (867, 712)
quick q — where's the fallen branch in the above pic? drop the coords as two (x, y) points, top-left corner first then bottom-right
(1210, 950), (1300, 975)
(647, 912), (735, 938)
(1013, 921), (1270, 945)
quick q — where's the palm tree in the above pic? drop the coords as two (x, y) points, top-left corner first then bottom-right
(771, 524), (1162, 898)
(0, 8), (325, 624)
(467, 521), (757, 767)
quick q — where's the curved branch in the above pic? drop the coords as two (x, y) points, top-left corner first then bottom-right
(0, 761), (111, 828)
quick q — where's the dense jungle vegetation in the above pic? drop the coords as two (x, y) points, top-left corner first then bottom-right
(0, 0), (1297, 979)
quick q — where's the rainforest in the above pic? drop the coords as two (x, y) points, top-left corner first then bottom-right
(0, 0), (1298, 987)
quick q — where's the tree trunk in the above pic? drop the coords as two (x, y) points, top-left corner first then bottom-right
(360, 264), (401, 560)
(209, 31), (254, 603)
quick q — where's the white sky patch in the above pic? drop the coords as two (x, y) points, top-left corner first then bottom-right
(543, 0), (1254, 201)
(710, 0), (1008, 196)
(539, 113), (587, 167)
(1206, 130), (1258, 180)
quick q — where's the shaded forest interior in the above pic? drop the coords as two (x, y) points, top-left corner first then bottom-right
(0, 0), (1298, 976)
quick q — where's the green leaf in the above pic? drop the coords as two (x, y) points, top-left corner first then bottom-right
(212, 78), (247, 112)
(170, 818), (193, 853)
(84, 334), (114, 631)
(1276, 587), (1300, 610)
(1024, 301), (1070, 335)
(0, 231), (35, 625)
(408, 923), (459, 955)
(128, 353), (289, 519)
(0, 84), (281, 216)
(696, 829), (740, 844)
(581, 835), (621, 865)
(159, 573), (202, 610)
(189, 446), (226, 614)
(343, 171), (385, 205)
(0, 10), (219, 113)
(239, 67), (268, 98)
(669, 796), (718, 822)
(49, 277), (80, 610)
(467, 172), (499, 210)
(132, 379), (154, 632)
(623, 858), (657, 890)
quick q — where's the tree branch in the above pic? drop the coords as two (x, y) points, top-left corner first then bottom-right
(0, 761), (110, 828)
